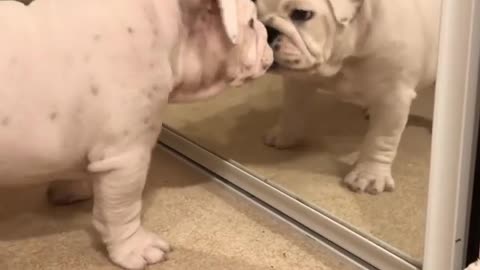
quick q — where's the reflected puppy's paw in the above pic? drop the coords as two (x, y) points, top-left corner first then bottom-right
(344, 162), (395, 194)
(108, 228), (171, 270)
(263, 125), (303, 149)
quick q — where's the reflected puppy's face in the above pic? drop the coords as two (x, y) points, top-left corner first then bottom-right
(254, 0), (363, 76)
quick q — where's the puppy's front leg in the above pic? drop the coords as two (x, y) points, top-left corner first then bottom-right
(91, 148), (170, 270)
(264, 77), (316, 148)
(344, 87), (415, 194)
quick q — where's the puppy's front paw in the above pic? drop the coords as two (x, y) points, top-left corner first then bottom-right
(344, 162), (395, 194)
(108, 228), (171, 270)
(466, 260), (480, 270)
(263, 125), (303, 149)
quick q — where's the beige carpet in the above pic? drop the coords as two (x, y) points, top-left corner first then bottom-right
(164, 74), (433, 261)
(0, 148), (357, 270)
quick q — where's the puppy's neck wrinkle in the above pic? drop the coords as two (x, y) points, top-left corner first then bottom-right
(328, 0), (372, 63)
(170, 4), (229, 100)
(171, 36), (227, 99)
(349, 0), (375, 57)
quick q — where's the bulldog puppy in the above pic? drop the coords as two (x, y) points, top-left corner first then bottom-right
(0, 0), (272, 269)
(254, 0), (441, 194)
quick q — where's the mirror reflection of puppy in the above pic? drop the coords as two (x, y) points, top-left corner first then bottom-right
(254, 0), (441, 194)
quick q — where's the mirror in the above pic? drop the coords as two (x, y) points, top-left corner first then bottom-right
(164, 0), (442, 265)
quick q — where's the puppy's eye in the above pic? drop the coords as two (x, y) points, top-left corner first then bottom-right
(290, 9), (315, 21)
(249, 18), (255, 28)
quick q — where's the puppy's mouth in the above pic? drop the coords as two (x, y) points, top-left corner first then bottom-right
(267, 60), (316, 74)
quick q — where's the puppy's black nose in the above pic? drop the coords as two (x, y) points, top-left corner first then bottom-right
(266, 26), (280, 45)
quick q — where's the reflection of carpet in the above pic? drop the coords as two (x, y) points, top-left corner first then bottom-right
(0, 149), (349, 270)
(164, 74), (433, 260)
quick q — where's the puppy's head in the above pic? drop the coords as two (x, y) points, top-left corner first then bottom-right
(219, 0), (274, 86)
(254, 0), (364, 77)
(176, 0), (273, 92)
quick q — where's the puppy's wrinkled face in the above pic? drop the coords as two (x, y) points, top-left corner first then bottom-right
(255, 0), (361, 76)
(169, 0), (273, 102)
(224, 0), (274, 86)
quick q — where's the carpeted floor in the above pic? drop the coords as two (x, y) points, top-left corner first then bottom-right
(0, 148), (356, 270)
(164, 74), (434, 261)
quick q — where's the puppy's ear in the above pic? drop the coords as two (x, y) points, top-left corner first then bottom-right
(215, 0), (239, 44)
(328, 0), (364, 26)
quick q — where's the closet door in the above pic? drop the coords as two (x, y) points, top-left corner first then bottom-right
(423, 0), (480, 269)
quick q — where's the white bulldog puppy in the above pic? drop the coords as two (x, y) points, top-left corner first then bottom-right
(254, 0), (441, 194)
(0, 0), (272, 269)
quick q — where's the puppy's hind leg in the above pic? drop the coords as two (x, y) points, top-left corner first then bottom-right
(264, 77), (316, 148)
(47, 180), (93, 205)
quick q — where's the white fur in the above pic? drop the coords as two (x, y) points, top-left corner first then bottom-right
(0, 0), (272, 269)
(256, 0), (441, 194)
(467, 260), (480, 270)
